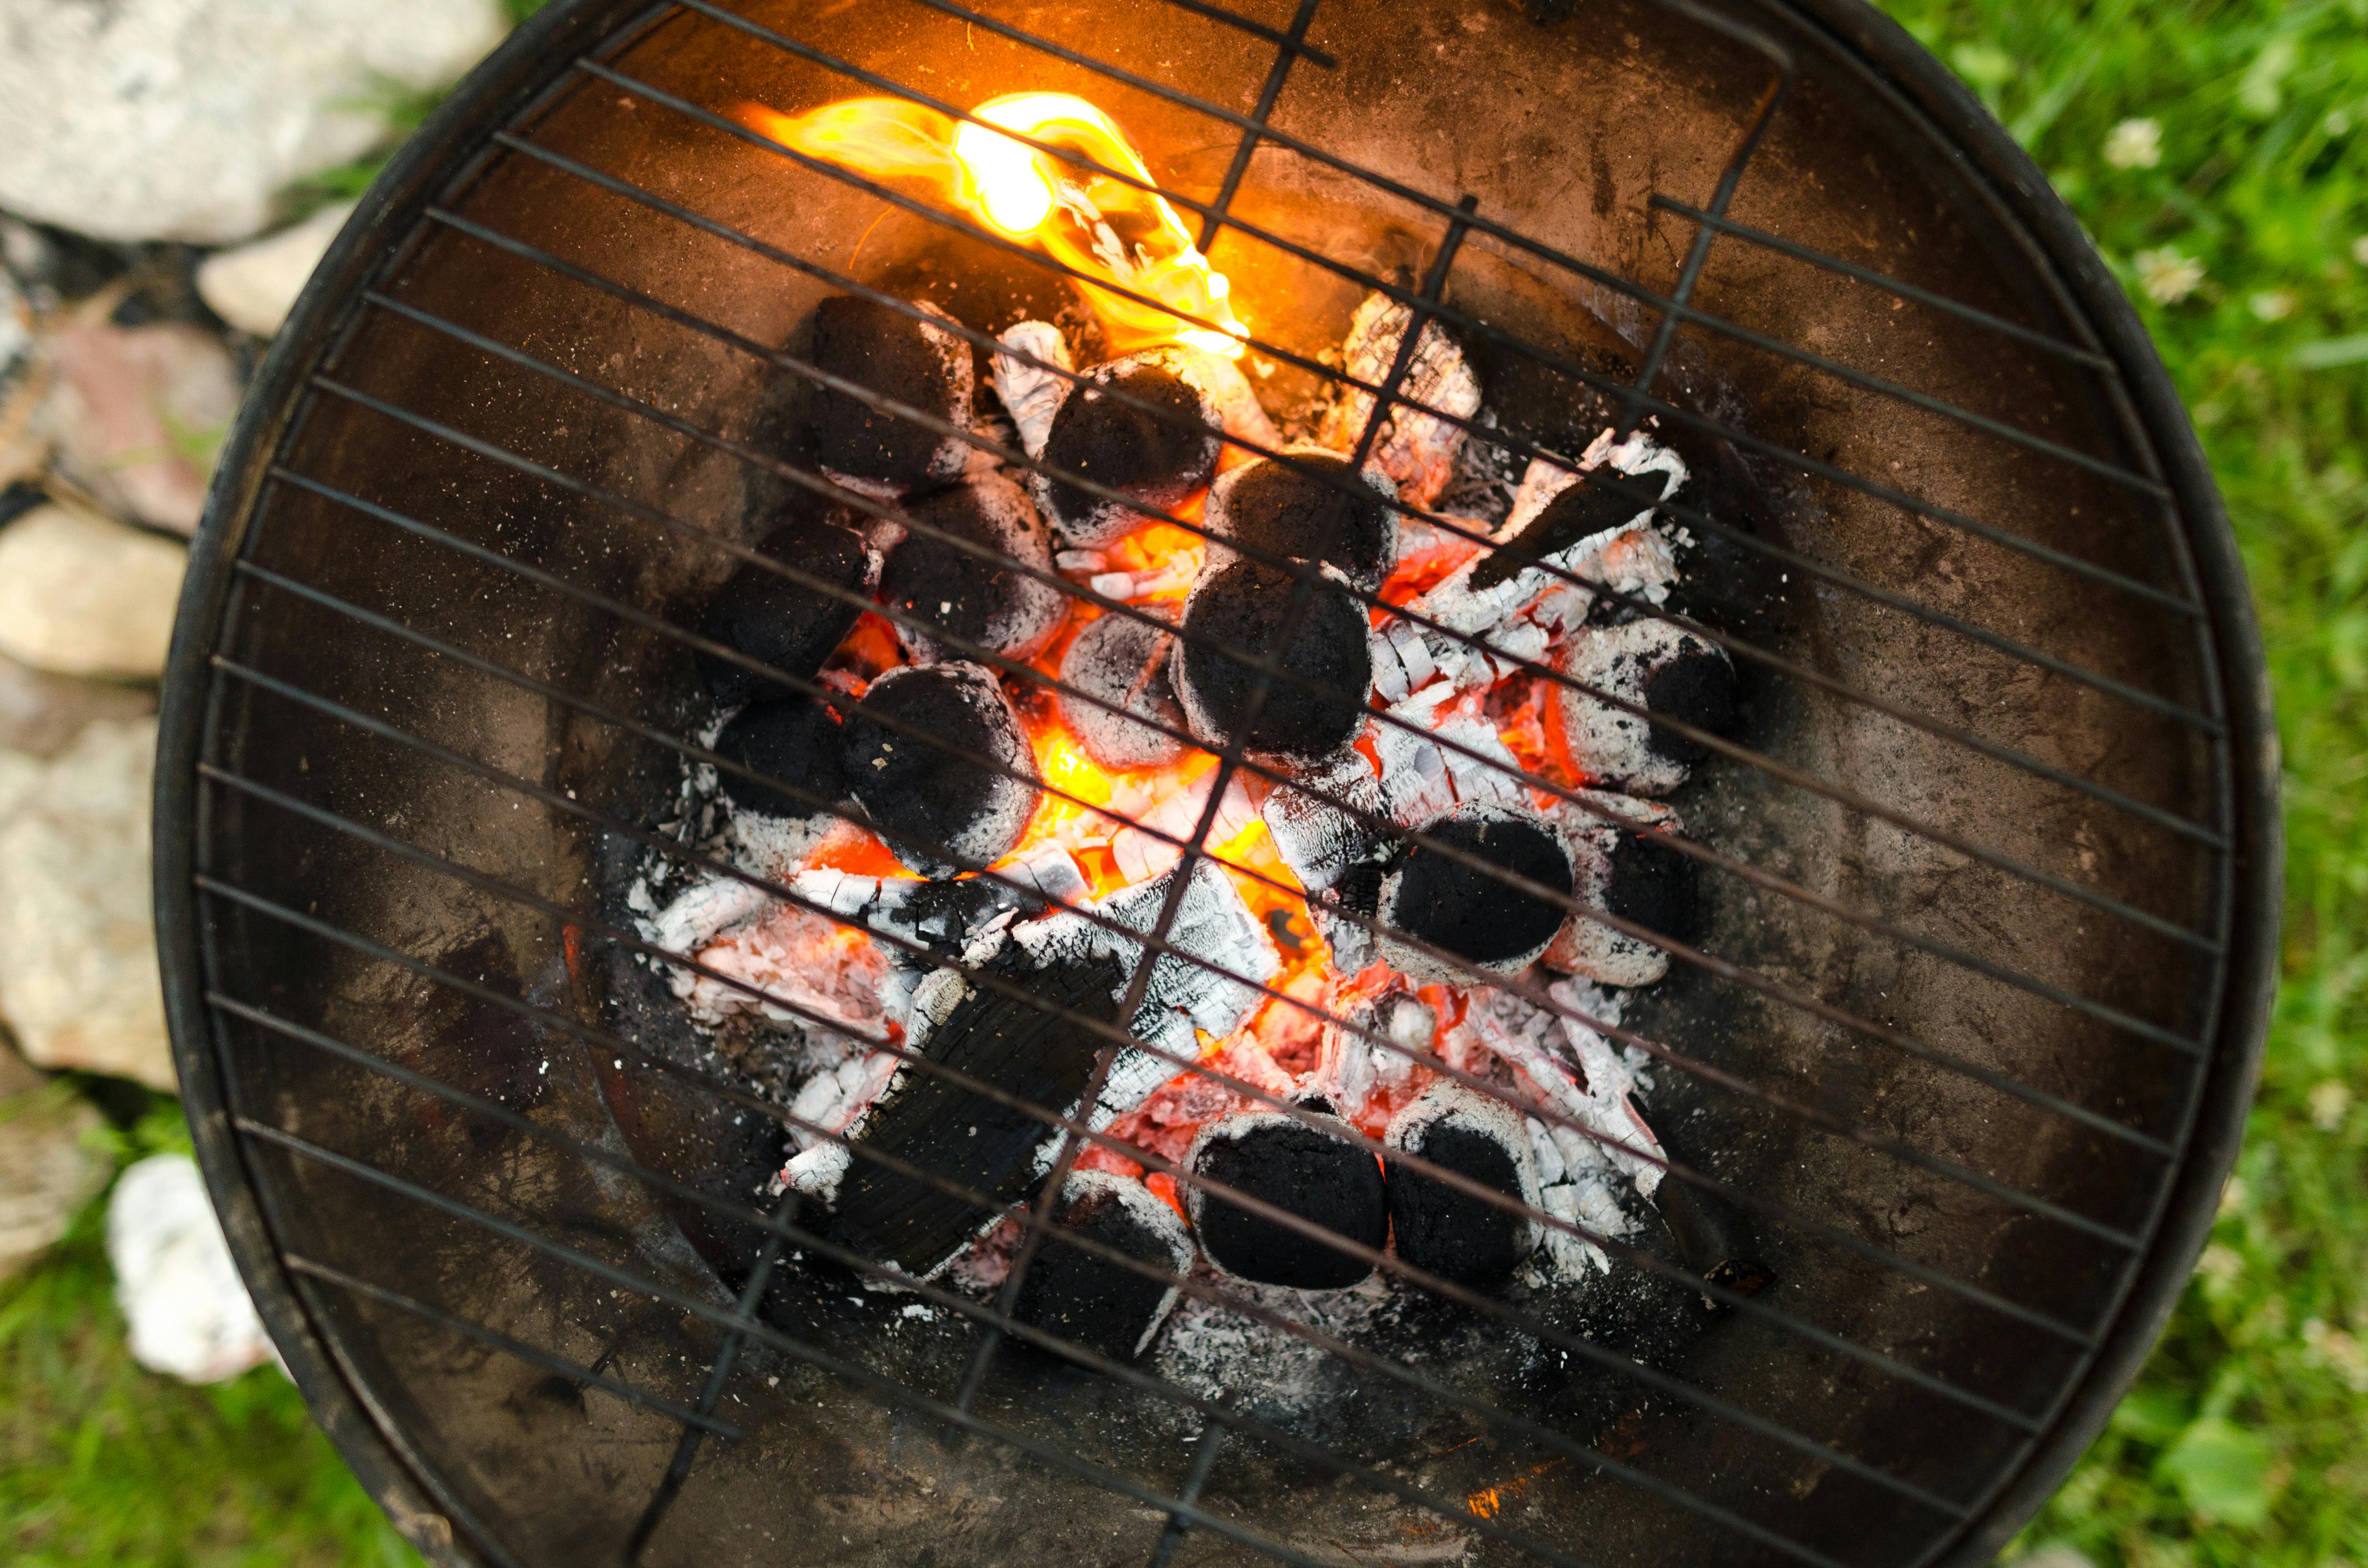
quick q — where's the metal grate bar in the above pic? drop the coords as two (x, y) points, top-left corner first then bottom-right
(1649, 199), (2121, 370)
(582, 45), (2204, 619)
(266, 389), (2212, 1124)
(255, 431), (2183, 1243)
(272, 1252), (741, 1437)
(211, 978), (1980, 1543)
(1191, 0), (1327, 252)
(342, 275), (2225, 960)
(192, 758), (2069, 1443)
(214, 562), (2114, 1346)
(1148, 1419), (1232, 1568)
(483, 118), (2223, 732)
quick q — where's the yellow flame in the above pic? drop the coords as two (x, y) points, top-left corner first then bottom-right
(738, 92), (1247, 358)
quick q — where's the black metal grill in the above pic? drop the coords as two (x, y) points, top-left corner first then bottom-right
(155, 1), (2277, 1565)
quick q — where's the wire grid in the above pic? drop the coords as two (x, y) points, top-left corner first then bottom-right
(170, 0), (2243, 1563)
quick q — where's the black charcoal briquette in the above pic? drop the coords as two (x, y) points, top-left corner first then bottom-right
(1205, 446), (1399, 591)
(712, 696), (845, 821)
(1173, 558), (1372, 769)
(1543, 793), (1697, 987)
(1034, 346), (1224, 547)
(695, 515), (874, 707)
(1056, 608), (1186, 771)
(1377, 805), (1572, 985)
(880, 471), (1066, 664)
(809, 294), (974, 491)
(1186, 1110), (1386, 1289)
(842, 661), (1039, 878)
(1011, 1171), (1195, 1361)
(1383, 1082), (1542, 1286)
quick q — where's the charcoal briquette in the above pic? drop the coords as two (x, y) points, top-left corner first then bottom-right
(712, 696), (845, 821)
(1544, 794), (1697, 987)
(1173, 558), (1372, 769)
(880, 470), (1066, 664)
(1383, 1081), (1542, 1286)
(1556, 619), (1737, 795)
(694, 514), (875, 707)
(808, 294), (974, 491)
(1011, 1171), (1195, 1361)
(1034, 346), (1225, 547)
(1057, 607), (1186, 771)
(1378, 805), (1573, 985)
(842, 661), (1039, 877)
(1186, 1110), (1386, 1289)
(1204, 446), (1399, 591)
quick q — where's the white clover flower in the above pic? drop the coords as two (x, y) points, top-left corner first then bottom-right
(2195, 1242), (2244, 1286)
(2353, 235), (2368, 267)
(2250, 289), (2295, 321)
(2134, 247), (2205, 304)
(2308, 1078), (2351, 1130)
(2104, 116), (2162, 169)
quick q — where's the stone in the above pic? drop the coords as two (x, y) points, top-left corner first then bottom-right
(0, 0), (506, 245)
(108, 1153), (275, 1384)
(38, 322), (242, 534)
(0, 1073), (110, 1282)
(0, 718), (176, 1091)
(196, 202), (355, 338)
(0, 649), (158, 760)
(0, 507), (187, 679)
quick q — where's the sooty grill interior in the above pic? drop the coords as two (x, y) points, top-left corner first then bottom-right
(162, 1), (2273, 1567)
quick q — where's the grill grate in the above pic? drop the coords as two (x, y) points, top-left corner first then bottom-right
(155, 0), (2271, 1565)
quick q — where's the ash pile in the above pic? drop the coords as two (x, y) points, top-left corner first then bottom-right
(625, 271), (1757, 1404)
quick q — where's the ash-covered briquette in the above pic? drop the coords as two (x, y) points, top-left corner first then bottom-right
(1544, 794), (1697, 987)
(1057, 607), (1187, 771)
(712, 696), (845, 821)
(1011, 1170), (1195, 1362)
(1186, 1111), (1387, 1289)
(880, 470), (1066, 665)
(1173, 558), (1373, 769)
(1204, 446), (1400, 592)
(1383, 1082), (1543, 1286)
(841, 661), (1039, 878)
(808, 294), (974, 492)
(810, 953), (1126, 1278)
(694, 515), (875, 708)
(1033, 346), (1225, 547)
(1555, 619), (1737, 796)
(1378, 805), (1573, 986)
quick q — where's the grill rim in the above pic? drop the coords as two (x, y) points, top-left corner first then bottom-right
(150, 0), (2280, 1564)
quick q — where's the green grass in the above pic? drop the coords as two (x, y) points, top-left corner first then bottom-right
(5, 1), (2365, 1563)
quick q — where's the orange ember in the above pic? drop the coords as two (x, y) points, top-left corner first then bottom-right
(738, 92), (1248, 359)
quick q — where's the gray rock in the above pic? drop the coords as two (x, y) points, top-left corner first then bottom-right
(0, 649), (158, 761)
(37, 321), (242, 535)
(0, 1073), (110, 1282)
(0, 0), (506, 245)
(109, 1153), (274, 1383)
(0, 506), (188, 679)
(197, 202), (355, 338)
(0, 718), (174, 1090)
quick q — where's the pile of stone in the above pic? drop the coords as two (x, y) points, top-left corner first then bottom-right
(0, 0), (508, 1378)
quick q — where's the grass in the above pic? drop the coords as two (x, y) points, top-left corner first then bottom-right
(4, 0), (2365, 1563)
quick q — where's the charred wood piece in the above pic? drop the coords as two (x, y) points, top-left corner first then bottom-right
(1383, 1081), (1543, 1285)
(785, 954), (1126, 1278)
(1011, 1170), (1195, 1361)
(1555, 620), (1736, 796)
(1057, 607), (1188, 771)
(1378, 805), (1573, 985)
(1543, 794), (1696, 986)
(791, 845), (1088, 966)
(695, 515), (876, 708)
(1173, 558), (1373, 770)
(842, 661), (1039, 877)
(808, 295), (975, 494)
(1307, 991), (1433, 1124)
(1204, 446), (1400, 592)
(1186, 1111), (1387, 1289)
(881, 470), (1066, 665)
(1317, 292), (1481, 509)
(990, 319), (1074, 458)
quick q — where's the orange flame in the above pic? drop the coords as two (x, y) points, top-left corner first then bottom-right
(738, 93), (1248, 358)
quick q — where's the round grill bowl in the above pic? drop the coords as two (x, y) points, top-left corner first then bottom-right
(157, 1), (2278, 1565)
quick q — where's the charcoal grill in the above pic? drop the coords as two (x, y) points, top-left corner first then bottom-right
(155, 0), (2278, 1564)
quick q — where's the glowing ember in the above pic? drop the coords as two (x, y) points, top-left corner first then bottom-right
(739, 93), (1249, 359)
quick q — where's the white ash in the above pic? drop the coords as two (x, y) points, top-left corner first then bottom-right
(1503, 428), (1688, 546)
(991, 319), (1074, 458)
(787, 844), (1087, 971)
(1107, 766), (1258, 886)
(1259, 747), (1388, 896)
(1369, 684), (1533, 829)
(643, 873), (893, 1043)
(1012, 857), (1280, 1115)
(1316, 292), (1482, 509)
(1542, 793), (1685, 987)
(1554, 618), (1732, 796)
(1454, 983), (1663, 1200)
(782, 964), (974, 1203)
(1306, 991), (1431, 1124)
(1154, 1270), (1396, 1415)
